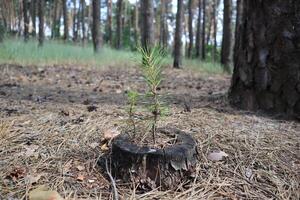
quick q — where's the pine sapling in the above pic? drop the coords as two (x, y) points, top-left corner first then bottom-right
(137, 45), (167, 145)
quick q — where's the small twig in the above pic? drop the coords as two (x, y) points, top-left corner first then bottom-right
(105, 158), (118, 200)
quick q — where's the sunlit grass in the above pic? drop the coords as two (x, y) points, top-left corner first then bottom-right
(0, 39), (225, 74)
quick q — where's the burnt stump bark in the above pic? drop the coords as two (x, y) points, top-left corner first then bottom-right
(111, 128), (198, 190)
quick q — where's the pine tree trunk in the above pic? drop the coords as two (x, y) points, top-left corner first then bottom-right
(72, 0), (77, 42)
(187, 0), (194, 58)
(81, 0), (86, 45)
(23, 0), (29, 42)
(116, 0), (123, 49)
(133, 0), (140, 46)
(195, 0), (202, 58)
(212, 0), (219, 61)
(107, 0), (113, 46)
(201, 0), (206, 60)
(221, 0), (232, 72)
(173, 0), (184, 68)
(206, 2), (213, 45)
(38, 0), (44, 47)
(160, 0), (169, 48)
(92, 0), (100, 53)
(140, 0), (154, 48)
(62, 0), (68, 41)
(31, 0), (36, 37)
(229, 0), (300, 118)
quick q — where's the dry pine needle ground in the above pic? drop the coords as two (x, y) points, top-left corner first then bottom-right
(0, 64), (299, 199)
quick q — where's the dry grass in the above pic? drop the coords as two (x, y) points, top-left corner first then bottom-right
(0, 64), (299, 199)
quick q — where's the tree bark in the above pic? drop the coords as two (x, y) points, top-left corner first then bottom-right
(159, 0), (169, 48)
(116, 0), (123, 49)
(62, 0), (68, 41)
(195, 0), (202, 58)
(229, 0), (300, 118)
(221, 0), (232, 72)
(107, 0), (113, 46)
(81, 0), (86, 45)
(31, 0), (36, 37)
(133, 0), (140, 47)
(92, 0), (100, 53)
(187, 0), (194, 58)
(23, 0), (29, 42)
(72, 0), (78, 42)
(212, 0), (220, 61)
(201, 0), (206, 60)
(38, 0), (44, 47)
(140, 0), (154, 48)
(173, 0), (184, 68)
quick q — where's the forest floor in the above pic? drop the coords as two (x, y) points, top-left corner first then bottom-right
(0, 63), (299, 200)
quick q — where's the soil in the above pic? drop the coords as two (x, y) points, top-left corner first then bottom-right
(0, 64), (299, 199)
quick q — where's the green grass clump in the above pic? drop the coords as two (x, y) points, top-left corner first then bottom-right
(0, 39), (224, 74)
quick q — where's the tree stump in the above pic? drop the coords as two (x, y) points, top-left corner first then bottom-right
(111, 127), (198, 190)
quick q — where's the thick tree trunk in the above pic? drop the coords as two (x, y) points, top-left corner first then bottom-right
(201, 0), (206, 60)
(92, 0), (100, 53)
(187, 0), (194, 58)
(221, 0), (232, 72)
(23, 0), (29, 42)
(116, 0), (123, 49)
(140, 0), (154, 48)
(229, 0), (300, 118)
(195, 0), (202, 58)
(173, 0), (184, 68)
(38, 0), (44, 47)
(81, 0), (86, 45)
(107, 0), (113, 46)
(62, 0), (68, 41)
(31, 0), (36, 37)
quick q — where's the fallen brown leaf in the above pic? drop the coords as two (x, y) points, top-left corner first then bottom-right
(77, 174), (85, 181)
(208, 150), (228, 161)
(103, 128), (120, 141)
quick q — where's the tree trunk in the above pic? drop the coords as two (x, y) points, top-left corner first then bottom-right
(206, 2), (213, 45)
(31, 0), (36, 37)
(221, 0), (232, 72)
(187, 0), (194, 58)
(234, 0), (243, 61)
(51, 0), (60, 39)
(229, 0), (300, 118)
(140, 0), (154, 48)
(116, 0), (123, 49)
(173, 0), (184, 68)
(107, 0), (113, 46)
(81, 0), (86, 45)
(160, 0), (169, 48)
(133, 0), (140, 47)
(62, 0), (68, 41)
(38, 0), (44, 47)
(72, 0), (78, 42)
(201, 0), (206, 60)
(195, 0), (202, 58)
(23, 0), (29, 42)
(92, 0), (100, 53)
(212, 0), (219, 61)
